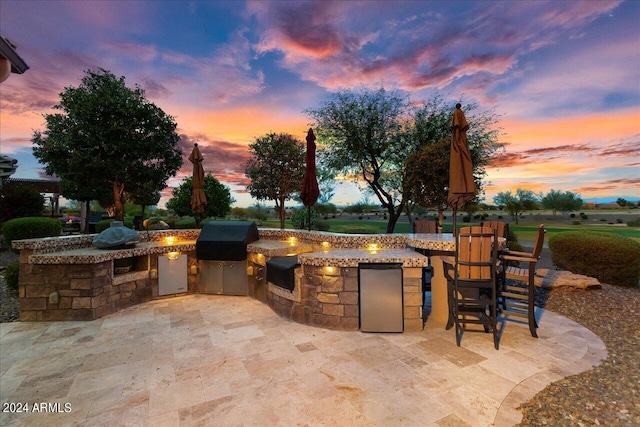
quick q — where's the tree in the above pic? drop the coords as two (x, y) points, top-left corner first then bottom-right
(1, 184), (44, 222)
(493, 189), (539, 224)
(402, 97), (502, 227)
(541, 189), (583, 215)
(166, 175), (234, 220)
(245, 133), (305, 229)
(127, 180), (161, 221)
(32, 68), (182, 223)
(307, 87), (411, 233)
(616, 198), (628, 207)
(403, 137), (450, 227)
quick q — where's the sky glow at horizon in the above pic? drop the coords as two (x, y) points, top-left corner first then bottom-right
(1, 0), (638, 208)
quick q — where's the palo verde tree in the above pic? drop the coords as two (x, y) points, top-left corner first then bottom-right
(245, 133), (305, 229)
(32, 68), (182, 222)
(493, 189), (540, 224)
(307, 87), (410, 233)
(166, 175), (234, 220)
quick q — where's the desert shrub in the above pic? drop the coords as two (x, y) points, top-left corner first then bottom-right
(3, 262), (19, 292)
(549, 231), (640, 287)
(572, 220), (581, 225)
(628, 218), (640, 227)
(1, 217), (62, 249)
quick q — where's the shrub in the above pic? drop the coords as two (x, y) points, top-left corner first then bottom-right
(1, 217), (62, 249)
(3, 262), (19, 292)
(95, 218), (135, 233)
(174, 218), (196, 229)
(1, 185), (45, 222)
(549, 231), (640, 287)
(628, 218), (640, 227)
(572, 220), (581, 225)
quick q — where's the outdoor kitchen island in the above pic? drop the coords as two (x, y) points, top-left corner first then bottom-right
(14, 227), (430, 332)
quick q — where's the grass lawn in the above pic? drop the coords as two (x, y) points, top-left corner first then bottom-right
(258, 218), (640, 244)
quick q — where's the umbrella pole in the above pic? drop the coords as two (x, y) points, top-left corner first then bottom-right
(308, 205), (311, 231)
(452, 208), (457, 237)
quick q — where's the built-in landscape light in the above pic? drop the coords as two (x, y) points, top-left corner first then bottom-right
(189, 264), (198, 275)
(164, 236), (176, 246)
(167, 251), (180, 260)
(367, 243), (379, 254)
(321, 241), (330, 252)
(288, 236), (297, 246)
(324, 265), (335, 274)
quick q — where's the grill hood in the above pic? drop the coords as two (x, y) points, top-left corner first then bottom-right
(196, 221), (259, 261)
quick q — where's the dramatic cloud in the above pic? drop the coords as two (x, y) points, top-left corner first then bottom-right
(1, 0), (637, 206)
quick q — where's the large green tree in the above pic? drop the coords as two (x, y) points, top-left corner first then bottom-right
(403, 97), (502, 226)
(541, 189), (583, 215)
(32, 68), (182, 223)
(166, 175), (234, 220)
(245, 133), (305, 229)
(493, 189), (540, 224)
(307, 87), (410, 233)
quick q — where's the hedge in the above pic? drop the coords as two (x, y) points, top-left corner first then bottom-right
(549, 231), (640, 287)
(1, 217), (62, 250)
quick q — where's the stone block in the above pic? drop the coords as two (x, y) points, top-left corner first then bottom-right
(91, 294), (108, 308)
(58, 289), (80, 297)
(72, 297), (92, 309)
(317, 293), (340, 304)
(71, 309), (95, 321)
(340, 316), (359, 331)
(25, 285), (54, 298)
(344, 305), (359, 318)
(131, 287), (153, 304)
(339, 291), (358, 305)
(20, 274), (46, 286)
(59, 297), (72, 309)
(20, 311), (37, 321)
(46, 265), (69, 278)
(20, 298), (46, 311)
(322, 304), (344, 316)
(94, 304), (112, 319)
(69, 266), (93, 278)
(321, 276), (343, 292)
(119, 282), (136, 293)
(403, 318), (423, 332)
(403, 267), (422, 279)
(70, 278), (92, 290)
(342, 267), (358, 278)
(404, 305), (422, 319)
(403, 292), (423, 306)
(343, 277), (358, 291)
(312, 313), (341, 329)
(42, 310), (72, 321)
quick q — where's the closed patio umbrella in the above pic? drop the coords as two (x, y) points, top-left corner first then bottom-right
(300, 128), (320, 231)
(189, 143), (207, 228)
(448, 104), (476, 236)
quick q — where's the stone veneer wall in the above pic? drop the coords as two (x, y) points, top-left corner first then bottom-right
(18, 249), (154, 321)
(255, 257), (424, 332)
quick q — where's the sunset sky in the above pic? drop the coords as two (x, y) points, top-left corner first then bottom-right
(1, 0), (638, 208)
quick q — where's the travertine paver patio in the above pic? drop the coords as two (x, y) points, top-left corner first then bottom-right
(0, 294), (605, 426)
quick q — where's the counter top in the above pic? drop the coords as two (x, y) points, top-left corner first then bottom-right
(247, 240), (314, 257)
(28, 241), (197, 264)
(298, 249), (429, 268)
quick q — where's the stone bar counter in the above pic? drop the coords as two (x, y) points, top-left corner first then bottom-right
(14, 228), (433, 332)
